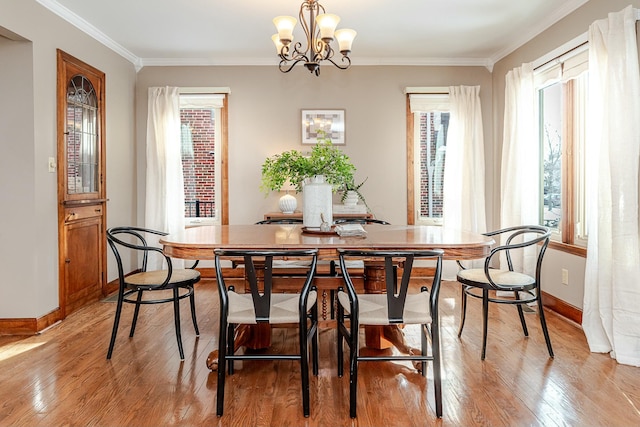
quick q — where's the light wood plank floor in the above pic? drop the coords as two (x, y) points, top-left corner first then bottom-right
(1, 279), (639, 426)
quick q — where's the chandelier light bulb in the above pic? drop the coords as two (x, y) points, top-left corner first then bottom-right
(273, 16), (297, 44)
(316, 13), (340, 41)
(272, 34), (287, 53)
(334, 29), (357, 54)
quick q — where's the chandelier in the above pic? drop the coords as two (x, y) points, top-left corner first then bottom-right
(272, 0), (356, 76)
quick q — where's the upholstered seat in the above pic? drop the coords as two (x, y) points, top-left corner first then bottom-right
(227, 291), (317, 324)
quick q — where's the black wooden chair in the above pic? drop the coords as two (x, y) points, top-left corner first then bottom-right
(456, 225), (553, 360)
(336, 249), (445, 418)
(214, 248), (319, 417)
(106, 226), (200, 360)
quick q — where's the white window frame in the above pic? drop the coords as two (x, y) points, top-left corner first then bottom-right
(179, 89), (228, 226)
(408, 90), (450, 225)
(533, 41), (589, 252)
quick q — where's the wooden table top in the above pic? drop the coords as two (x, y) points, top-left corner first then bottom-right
(160, 224), (494, 261)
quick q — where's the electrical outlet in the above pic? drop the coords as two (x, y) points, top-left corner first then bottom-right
(48, 157), (56, 172)
(561, 269), (569, 285)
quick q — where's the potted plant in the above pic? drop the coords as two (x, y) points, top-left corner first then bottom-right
(260, 131), (356, 194)
(340, 177), (370, 211)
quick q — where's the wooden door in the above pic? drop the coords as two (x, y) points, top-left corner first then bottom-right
(56, 50), (107, 318)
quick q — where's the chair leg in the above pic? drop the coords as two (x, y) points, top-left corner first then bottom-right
(107, 291), (125, 359)
(311, 304), (319, 376)
(130, 290), (144, 337)
(227, 323), (235, 375)
(189, 285), (200, 336)
(457, 285), (467, 337)
(431, 320), (443, 418)
(537, 295), (554, 358)
(216, 318), (228, 417)
(337, 301), (345, 378)
(299, 315), (311, 417)
(349, 315), (359, 419)
(420, 323), (428, 376)
(172, 287), (185, 360)
(481, 289), (489, 360)
(515, 291), (529, 337)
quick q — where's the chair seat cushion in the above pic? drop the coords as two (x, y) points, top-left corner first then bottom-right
(337, 291), (431, 325)
(126, 268), (200, 286)
(227, 290), (317, 324)
(457, 268), (534, 289)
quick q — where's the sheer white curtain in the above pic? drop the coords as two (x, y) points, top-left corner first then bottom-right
(443, 85), (487, 233)
(145, 86), (185, 268)
(583, 5), (640, 366)
(500, 63), (538, 275)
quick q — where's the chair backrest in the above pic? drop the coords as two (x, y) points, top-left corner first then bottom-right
(106, 226), (172, 287)
(214, 249), (318, 322)
(338, 249), (444, 324)
(333, 218), (390, 225)
(482, 225), (551, 290)
(255, 218), (304, 224)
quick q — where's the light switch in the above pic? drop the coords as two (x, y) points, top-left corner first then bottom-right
(48, 157), (57, 172)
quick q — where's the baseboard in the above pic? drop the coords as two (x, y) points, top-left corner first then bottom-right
(541, 291), (582, 325)
(0, 308), (62, 336)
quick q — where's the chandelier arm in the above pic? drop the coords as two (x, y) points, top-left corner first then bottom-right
(325, 55), (352, 70)
(299, 2), (312, 57)
(279, 58), (308, 73)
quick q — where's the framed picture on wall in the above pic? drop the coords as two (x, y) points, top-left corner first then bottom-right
(301, 109), (345, 145)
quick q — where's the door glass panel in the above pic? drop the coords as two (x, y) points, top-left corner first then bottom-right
(66, 75), (98, 194)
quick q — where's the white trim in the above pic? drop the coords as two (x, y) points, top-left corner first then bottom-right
(532, 32), (589, 70)
(488, 0), (590, 66)
(36, 0), (141, 69)
(178, 87), (231, 94)
(404, 87), (449, 95)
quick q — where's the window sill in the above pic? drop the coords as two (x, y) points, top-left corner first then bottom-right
(548, 240), (586, 257)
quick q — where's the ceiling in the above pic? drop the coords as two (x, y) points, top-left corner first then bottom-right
(38, 0), (589, 70)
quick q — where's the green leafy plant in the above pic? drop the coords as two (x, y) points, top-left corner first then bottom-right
(260, 131), (356, 194)
(340, 177), (370, 211)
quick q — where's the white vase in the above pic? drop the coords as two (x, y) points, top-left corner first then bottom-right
(303, 175), (333, 227)
(278, 192), (297, 214)
(343, 190), (359, 206)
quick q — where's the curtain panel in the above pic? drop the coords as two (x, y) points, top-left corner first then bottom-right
(582, 5), (640, 367)
(500, 63), (539, 275)
(443, 85), (487, 235)
(145, 86), (186, 268)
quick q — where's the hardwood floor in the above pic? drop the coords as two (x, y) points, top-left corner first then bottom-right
(1, 279), (639, 426)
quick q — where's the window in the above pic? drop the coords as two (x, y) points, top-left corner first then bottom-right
(407, 91), (450, 225)
(179, 92), (228, 225)
(535, 47), (588, 254)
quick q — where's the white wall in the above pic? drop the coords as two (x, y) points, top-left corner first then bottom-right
(0, 0), (137, 318)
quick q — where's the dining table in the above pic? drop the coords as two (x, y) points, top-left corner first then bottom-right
(160, 223), (494, 369)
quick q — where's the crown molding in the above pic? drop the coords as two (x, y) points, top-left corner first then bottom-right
(36, 0), (142, 69)
(489, 0), (589, 65)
